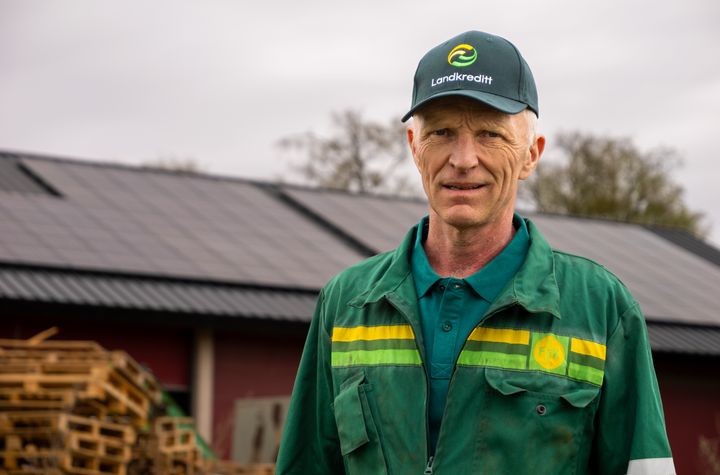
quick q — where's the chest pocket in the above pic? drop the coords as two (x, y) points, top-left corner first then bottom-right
(478, 369), (600, 475)
(333, 372), (389, 475)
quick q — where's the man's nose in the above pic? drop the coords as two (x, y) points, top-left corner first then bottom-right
(448, 134), (478, 171)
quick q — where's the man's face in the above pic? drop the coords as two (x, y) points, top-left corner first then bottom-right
(408, 97), (544, 231)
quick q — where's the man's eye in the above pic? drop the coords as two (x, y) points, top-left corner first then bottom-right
(481, 131), (501, 138)
(433, 129), (448, 136)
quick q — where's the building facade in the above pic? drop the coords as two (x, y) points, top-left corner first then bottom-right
(1, 151), (719, 473)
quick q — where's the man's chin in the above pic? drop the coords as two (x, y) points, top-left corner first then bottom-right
(436, 208), (488, 230)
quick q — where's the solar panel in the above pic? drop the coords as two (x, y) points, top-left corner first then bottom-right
(12, 157), (366, 288)
(281, 187), (428, 253)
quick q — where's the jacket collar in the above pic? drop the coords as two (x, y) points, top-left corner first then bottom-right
(348, 225), (417, 309)
(487, 218), (562, 319)
(348, 217), (562, 320)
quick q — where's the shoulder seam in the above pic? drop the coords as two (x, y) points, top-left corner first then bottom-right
(551, 248), (630, 287)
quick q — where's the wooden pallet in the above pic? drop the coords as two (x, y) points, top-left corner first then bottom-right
(67, 432), (130, 462)
(0, 411), (65, 433)
(0, 413), (135, 445)
(0, 432), (65, 454)
(153, 417), (196, 453)
(0, 433), (130, 467)
(0, 447), (66, 471)
(63, 450), (127, 475)
(109, 352), (161, 405)
(0, 357), (156, 398)
(1, 448), (127, 475)
(0, 332), (160, 407)
(129, 419), (205, 475)
(0, 336), (104, 353)
(161, 449), (200, 475)
(0, 371), (151, 427)
(0, 352), (109, 374)
(0, 413), (134, 474)
(60, 414), (135, 446)
(0, 370), (104, 393)
(0, 389), (76, 411)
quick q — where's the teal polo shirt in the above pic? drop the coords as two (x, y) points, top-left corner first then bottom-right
(411, 215), (530, 454)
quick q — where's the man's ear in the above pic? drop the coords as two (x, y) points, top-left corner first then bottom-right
(407, 122), (421, 170)
(519, 134), (545, 180)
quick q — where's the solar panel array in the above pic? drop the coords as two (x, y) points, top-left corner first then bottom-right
(0, 156), (366, 289)
(2, 154), (719, 328)
(281, 187), (720, 327)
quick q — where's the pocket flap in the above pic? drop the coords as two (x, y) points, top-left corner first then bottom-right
(561, 387), (600, 408)
(485, 368), (601, 408)
(334, 373), (370, 456)
(484, 369), (528, 396)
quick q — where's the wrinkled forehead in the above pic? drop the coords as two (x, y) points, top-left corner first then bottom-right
(413, 96), (516, 125)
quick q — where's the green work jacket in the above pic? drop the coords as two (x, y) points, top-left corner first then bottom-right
(276, 218), (674, 475)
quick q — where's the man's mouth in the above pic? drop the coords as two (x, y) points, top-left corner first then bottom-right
(443, 183), (484, 190)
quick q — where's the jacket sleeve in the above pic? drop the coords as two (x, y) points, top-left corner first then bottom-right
(276, 289), (344, 475)
(592, 302), (675, 475)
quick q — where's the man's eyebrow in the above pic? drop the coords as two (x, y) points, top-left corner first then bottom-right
(418, 113), (455, 128)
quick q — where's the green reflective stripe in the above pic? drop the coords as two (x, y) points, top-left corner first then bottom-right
(568, 362), (604, 386)
(333, 339), (418, 352)
(463, 340), (529, 356)
(569, 351), (605, 371)
(331, 349), (421, 367)
(457, 351), (528, 370)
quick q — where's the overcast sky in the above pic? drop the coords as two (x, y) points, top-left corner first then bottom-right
(2, 1), (719, 244)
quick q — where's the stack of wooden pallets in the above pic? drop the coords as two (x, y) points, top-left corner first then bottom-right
(127, 417), (274, 475)
(130, 416), (203, 475)
(0, 411), (135, 475)
(0, 329), (274, 475)
(0, 330), (162, 427)
(0, 329), (159, 475)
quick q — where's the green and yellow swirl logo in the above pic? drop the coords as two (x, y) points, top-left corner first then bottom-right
(447, 43), (477, 67)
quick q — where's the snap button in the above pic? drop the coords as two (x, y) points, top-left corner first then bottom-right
(441, 321), (452, 332)
(452, 283), (462, 289)
(439, 285), (445, 291)
(536, 404), (547, 416)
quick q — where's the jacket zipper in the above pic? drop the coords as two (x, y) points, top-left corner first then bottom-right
(431, 302), (520, 465)
(384, 294), (433, 472)
(386, 297), (518, 473)
(424, 455), (434, 474)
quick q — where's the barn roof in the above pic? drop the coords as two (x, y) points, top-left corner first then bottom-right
(1, 150), (719, 355)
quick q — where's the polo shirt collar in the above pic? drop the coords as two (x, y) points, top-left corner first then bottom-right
(411, 215), (529, 302)
(411, 217), (439, 298)
(464, 215), (529, 303)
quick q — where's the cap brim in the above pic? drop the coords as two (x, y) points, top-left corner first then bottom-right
(401, 90), (528, 122)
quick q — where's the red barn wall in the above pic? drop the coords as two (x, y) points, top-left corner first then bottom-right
(212, 328), (305, 459)
(654, 354), (720, 475)
(2, 314), (193, 388)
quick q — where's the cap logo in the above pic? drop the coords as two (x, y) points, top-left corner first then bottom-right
(447, 44), (477, 67)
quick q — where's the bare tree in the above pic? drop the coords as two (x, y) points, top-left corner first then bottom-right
(142, 156), (205, 174)
(278, 110), (417, 196)
(526, 132), (706, 236)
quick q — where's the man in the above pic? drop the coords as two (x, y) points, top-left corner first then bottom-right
(276, 30), (675, 475)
